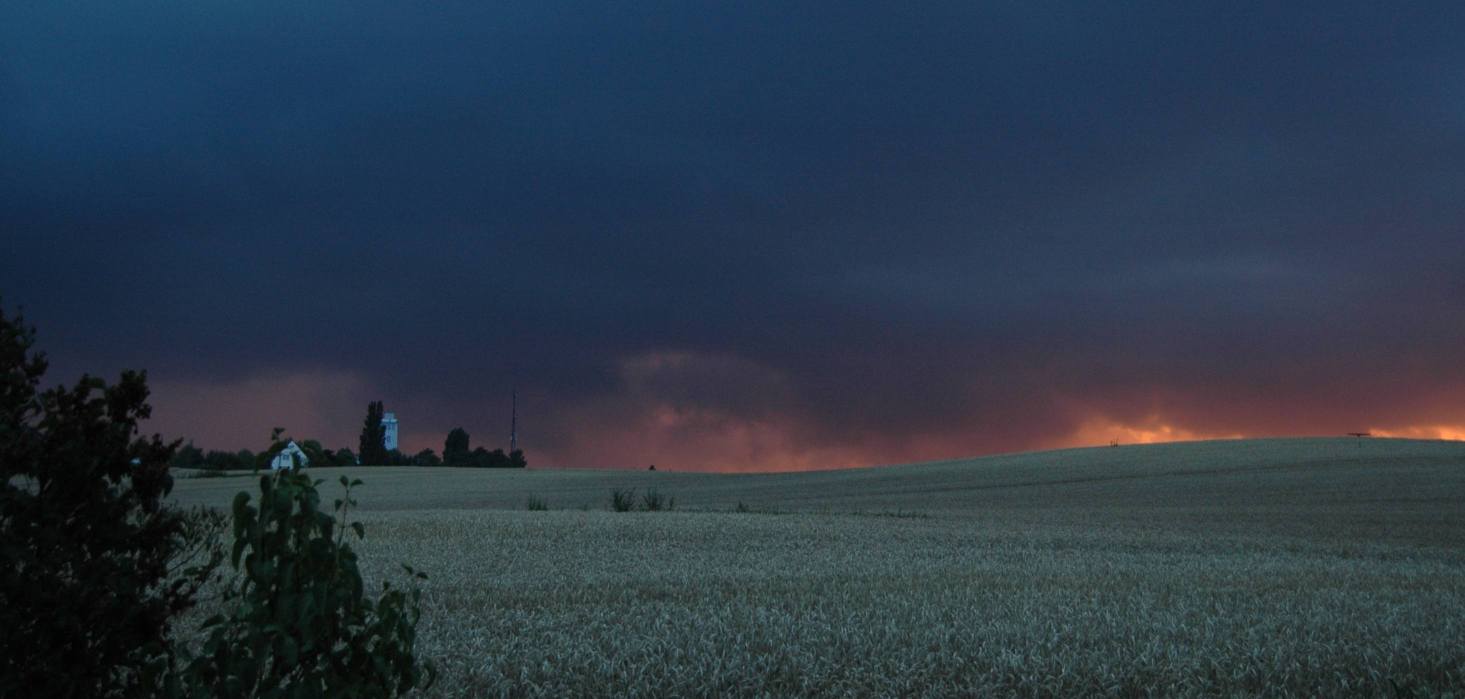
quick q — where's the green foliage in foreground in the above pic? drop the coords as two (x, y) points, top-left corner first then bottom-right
(178, 471), (434, 698)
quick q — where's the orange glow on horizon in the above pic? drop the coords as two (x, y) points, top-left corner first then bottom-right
(142, 365), (1465, 472)
(1049, 415), (1245, 450)
(1369, 425), (1465, 441)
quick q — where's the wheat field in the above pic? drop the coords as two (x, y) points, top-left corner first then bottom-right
(171, 437), (1465, 696)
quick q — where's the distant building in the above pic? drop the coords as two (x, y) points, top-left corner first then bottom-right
(382, 412), (399, 451)
(270, 441), (309, 470)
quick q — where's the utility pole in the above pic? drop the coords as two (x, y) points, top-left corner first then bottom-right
(510, 389), (518, 452)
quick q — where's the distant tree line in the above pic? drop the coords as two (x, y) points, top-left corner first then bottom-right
(436, 426), (526, 468)
(168, 403), (528, 470)
(170, 437), (359, 471)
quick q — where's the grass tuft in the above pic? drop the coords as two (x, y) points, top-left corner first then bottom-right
(641, 489), (674, 512)
(610, 488), (637, 512)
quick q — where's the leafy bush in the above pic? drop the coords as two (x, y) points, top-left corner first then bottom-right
(526, 494), (548, 511)
(641, 489), (674, 512)
(610, 489), (637, 512)
(178, 471), (434, 697)
(0, 304), (215, 697)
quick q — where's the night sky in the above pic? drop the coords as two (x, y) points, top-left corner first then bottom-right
(4, 2), (1464, 470)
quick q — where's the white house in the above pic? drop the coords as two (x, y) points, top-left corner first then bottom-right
(270, 441), (309, 470)
(382, 412), (399, 451)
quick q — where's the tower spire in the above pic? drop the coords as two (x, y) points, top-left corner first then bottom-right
(510, 388), (518, 452)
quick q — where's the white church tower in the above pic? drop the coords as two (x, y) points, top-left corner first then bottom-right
(382, 412), (399, 451)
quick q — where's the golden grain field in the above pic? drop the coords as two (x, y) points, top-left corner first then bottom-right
(172, 437), (1465, 697)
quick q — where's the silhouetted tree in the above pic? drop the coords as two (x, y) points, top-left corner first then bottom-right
(301, 439), (331, 467)
(358, 400), (387, 465)
(203, 450), (247, 470)
(0, 303), (213, 696)
(413, 448), (441, 467)
(335, 447), (357, 465)
(443, 427), (470, 465)
(509, 449), (527, 468)
(384, 448), (411, 466)
(170, 441), (205, 469)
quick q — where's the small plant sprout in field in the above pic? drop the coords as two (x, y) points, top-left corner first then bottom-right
(735, 501), (751, 513)
(610, 488), (637, 512)
(526, 494), (548, 511)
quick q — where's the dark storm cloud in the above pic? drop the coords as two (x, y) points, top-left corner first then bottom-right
(4, 2), (1464, 468)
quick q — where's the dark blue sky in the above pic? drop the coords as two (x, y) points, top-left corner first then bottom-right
(4, 2), (1464, 469)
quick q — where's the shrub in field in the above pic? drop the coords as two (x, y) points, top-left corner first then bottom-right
(0, 304), (217, 697)
(526, 494), (548, 511)
(641, 489), (675, 511)
(178, 472), (434, 698)
(611, 488), (637, 512)
(608, 489), (677, 512)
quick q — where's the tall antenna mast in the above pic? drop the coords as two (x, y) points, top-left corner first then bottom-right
(510, 388), (518, 452)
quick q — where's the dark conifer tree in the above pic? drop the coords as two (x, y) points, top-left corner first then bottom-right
(358, 400), (386, 465)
